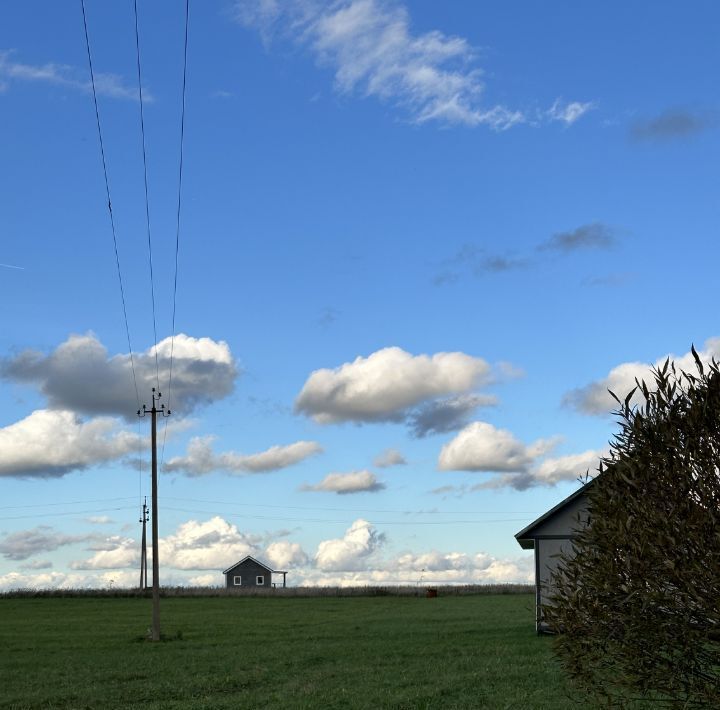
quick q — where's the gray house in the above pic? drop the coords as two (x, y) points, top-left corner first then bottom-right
(223, 556), (287, 589)
(515, 481), (592, 633)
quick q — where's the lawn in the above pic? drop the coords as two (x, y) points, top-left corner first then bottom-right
(0, 593), (580, 709)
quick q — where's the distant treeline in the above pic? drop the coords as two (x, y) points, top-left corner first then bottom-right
(0, 583), (533, 599)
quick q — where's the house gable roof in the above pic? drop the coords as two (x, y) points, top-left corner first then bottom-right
(222, 555), (273, 575)
(515, 479), (595, 550)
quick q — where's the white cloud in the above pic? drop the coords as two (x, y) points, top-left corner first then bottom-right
(159, 517), (260, 570)
(373, 447), (406, 468)
(85, 516), (114, 525)
(265, 540), (309, 569)
(314, 518), (386, 571)
(0, 571), (107, 591)
(0, 50), (143, 101)
(234, 0), (523, 129)
(530, 449), (606, 486)
(563, 338), (720, 415)
(295, 346), (492, 425)
(545, 98), (595, 125)
(71, 536), (137, 570)
(474, 449), (606, 491)
(0, 515), (536, 589)
(0, 526), (89, 560)
(163, 436), (322, 476)
(0, 409), (145, 478)
(438, 421), (557, 473)
(1, 332), (238, 420)
(301, 469), (385, 494)
(437, 421), (605, 490)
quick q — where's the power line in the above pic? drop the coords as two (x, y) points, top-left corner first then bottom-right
(162, 505), (529, 526)
(133, 0), (160, 391)
(80, 0), (140, 410)
(0, 496), (137, 511)
(0, 505), (138, 522)
(161, 0), (191, 466)
(163, 496), (541, 517)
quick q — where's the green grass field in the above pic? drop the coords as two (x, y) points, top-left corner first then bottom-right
(0, 593), (580, 709)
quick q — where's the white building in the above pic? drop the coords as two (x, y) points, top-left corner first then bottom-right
(515, 482), (591, 633)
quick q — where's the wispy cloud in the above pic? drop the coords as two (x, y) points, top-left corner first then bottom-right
(163, 436), (323, 476)
(0, 50), (145, 101)
(544, 98), (596, 126)
(301, 470), (385, 494)
(234, 0), (526, 129)
(538, 222), (616, 253)
(433, 244), (528, 285)
(0, 262), (24, 270)
(435, 222), (619, 286)
(631, 108), (718, 141)
(373, 447), (406, 468)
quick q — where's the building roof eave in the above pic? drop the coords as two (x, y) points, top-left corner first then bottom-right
(514, 478), (595, 546)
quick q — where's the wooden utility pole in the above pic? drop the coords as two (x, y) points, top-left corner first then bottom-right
(138, 388), (170, 641)
(139, 497), (149, 590)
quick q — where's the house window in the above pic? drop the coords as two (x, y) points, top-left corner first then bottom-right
(233, 576), (242, 585)
(256, 575), (264, 585)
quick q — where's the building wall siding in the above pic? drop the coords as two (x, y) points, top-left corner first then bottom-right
(225, 559), (272, 588)
(529, 495), (589, 538)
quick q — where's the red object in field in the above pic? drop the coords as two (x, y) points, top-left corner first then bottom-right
(426, 588), (438, 598)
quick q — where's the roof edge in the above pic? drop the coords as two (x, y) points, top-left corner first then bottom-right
(514, 478), (595, 544)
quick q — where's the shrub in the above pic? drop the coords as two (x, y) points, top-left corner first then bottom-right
(545, 351), (720, 707)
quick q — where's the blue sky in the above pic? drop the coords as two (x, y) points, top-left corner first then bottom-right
(0, 0), (718, 588)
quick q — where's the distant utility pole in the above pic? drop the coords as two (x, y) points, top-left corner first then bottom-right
(139, 497), (149, 590)
(138, 388), (170, 642)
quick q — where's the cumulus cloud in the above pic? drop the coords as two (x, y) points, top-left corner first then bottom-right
(296, 548), (533, 586)
(0, 570), (135, 592)
(295, 346), (493, 429)
(234, 0), (523, 129)
(436, 421), (604, 489)
(301, 470), (385, 494)
(373, 448), (406, 468)
(538, 222), (616, 253)
(71, 536), (137, 570)
(163, 436), (323, 476)
(438, 422), (558, 473)
(545, 98), (595, 125)
(0, 50), (144, 101)
(0, 409), (145, 478)
(408, 393), (497, 437)
(0, 526), (89, 560)
(315, 519), (386, 571)
(563, 338), (720, 416)
(66, 517), (262, 573)
(160, 517), (261, 570)
(474, 449), (606, 491)
(631, 108), (718, 140)
(1, 333), (238, 420)
(265, 540), (309, 569)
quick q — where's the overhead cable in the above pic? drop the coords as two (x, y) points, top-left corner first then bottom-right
(132, 0), (161, 391)
(162, 0), (191, 466)
(80, 0), (141, 410)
